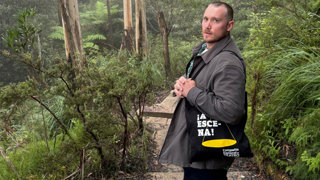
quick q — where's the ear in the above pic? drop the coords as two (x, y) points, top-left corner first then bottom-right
(227, 20), (234, 32)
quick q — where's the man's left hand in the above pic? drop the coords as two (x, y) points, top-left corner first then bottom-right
(181, 78), (196, 97)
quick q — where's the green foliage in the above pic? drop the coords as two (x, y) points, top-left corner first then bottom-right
(4, 8), (41, 53)
(0, 0), (59, 86)
(286, 109), (320, 179)
(8, 0), (320, 179)
(0, 43), (164, 178)
(0, 80), (37, 108)
(148, 35), (198, 83)
(48, 26), (64, 41)
(83, 34), (107, 50)
(80, 1), (108, 26)
(228, 0), (255, 50)
(79, 0), (122, 51)
(1, 7), (164, 178)
(169, 38), (199, 79)
(48, 0), (123, 52)
(106, 51), (162, 98)
(301, 151), (320, 173)
(245, 1), (320, 179)
(0, 127), (86, 179)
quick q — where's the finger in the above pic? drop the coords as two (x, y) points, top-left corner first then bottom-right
(178, 76), (187, 84)
(175, 80), (182, 87)
(185, 78), (193, 82)
(174, 83), (181, 91)
(185, 79), (196, 86)
(174, 88), (184, 98)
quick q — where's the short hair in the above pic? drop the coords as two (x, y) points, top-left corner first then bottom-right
(209, 2), (234, 20)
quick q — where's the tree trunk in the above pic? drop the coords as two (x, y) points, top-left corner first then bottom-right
(106, 0), (112, 33)
(121, 0), (134, 51)
(117, 97), (129, 169)
(58, 0), (86, 71)
(135, 0), (148, 57)
(157, 11), (171, 80)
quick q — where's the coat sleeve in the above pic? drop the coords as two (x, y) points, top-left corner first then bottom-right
(186, 54), (246, 125)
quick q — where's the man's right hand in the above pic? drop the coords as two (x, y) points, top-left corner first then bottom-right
(174, 76), (187, 98)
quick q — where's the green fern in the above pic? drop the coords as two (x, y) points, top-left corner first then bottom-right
(48, 26), (64, 40)
(83, 42), (99, 50)
(84, 34), (106, 41)
(301, 151), (320, 173)
(245, 4), (320, 179)
(80, 1), (108, 26)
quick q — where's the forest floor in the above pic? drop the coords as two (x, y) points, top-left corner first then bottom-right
(143, 91), (270, 180)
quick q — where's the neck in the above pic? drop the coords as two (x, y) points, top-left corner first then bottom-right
(205, 33), (230, 50)
(206, 43), (216, 49)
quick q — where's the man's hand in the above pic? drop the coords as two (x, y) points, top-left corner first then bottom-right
(174, 76), (196, 98)
(181, 78), (196, 97)
(174, 76), (186, 98)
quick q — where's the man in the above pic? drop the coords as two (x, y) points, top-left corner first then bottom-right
(159, 2), (247, 179)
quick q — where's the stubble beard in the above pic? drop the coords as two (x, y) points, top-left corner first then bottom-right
(203, 32), (228, 45)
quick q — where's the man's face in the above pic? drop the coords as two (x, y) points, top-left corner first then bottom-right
(202, 5), (234, 47)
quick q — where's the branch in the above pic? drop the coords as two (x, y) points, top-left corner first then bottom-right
(30, 96), (71, 138)
(60, 75), (75, 97)
(2, 50), (71, 84)
(3, 105), (18, 134)
(146, 16), (160, 33)
(128, 109), (136, 124)
(138, 95), (143, 117)
(63, 168), (80, 180)
(116, 96), (128, 121)
(2, 51), (45, 74)
(141, 93), (147, 115)
(73, 104), (104, 166)
(0, 146), (19, 177)
(276, 2), (306, 21)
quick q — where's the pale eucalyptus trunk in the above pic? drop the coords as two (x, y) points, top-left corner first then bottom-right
(135, 0), (148, 56)
(121, 0), (134, 51)
(58, 0), (86, 71)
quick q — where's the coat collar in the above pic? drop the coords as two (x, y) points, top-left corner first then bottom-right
(192, 35), (232, 64)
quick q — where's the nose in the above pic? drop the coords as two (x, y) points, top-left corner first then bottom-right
(205, 21), (211, 29)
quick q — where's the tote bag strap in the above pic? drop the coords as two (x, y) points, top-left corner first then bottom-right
(190, 62), (205, 80)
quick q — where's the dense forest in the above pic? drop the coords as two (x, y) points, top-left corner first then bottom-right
(0, 0), (319, 179)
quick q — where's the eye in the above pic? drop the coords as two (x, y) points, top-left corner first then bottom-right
(203, 17), (208, 21)
(213, 19), (219, 23)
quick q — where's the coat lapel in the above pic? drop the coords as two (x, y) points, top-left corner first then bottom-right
(201, 35), (232, 64)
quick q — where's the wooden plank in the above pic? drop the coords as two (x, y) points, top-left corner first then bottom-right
(143, 111), (173, 118)
(143, 91), (178, 118)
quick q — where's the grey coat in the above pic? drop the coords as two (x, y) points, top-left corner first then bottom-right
(158, 35), (246, 169)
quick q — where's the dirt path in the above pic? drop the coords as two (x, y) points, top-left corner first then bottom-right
(145, 91), (266, 180)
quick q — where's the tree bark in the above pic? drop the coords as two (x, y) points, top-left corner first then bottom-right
(157, 11), (171, 79)
(135, 0), (148, 57)
(58, 0), (86, 71)
(116, 97), (128, 169)
(106, 0), (112, 33)
(120, 0), (134, 51)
